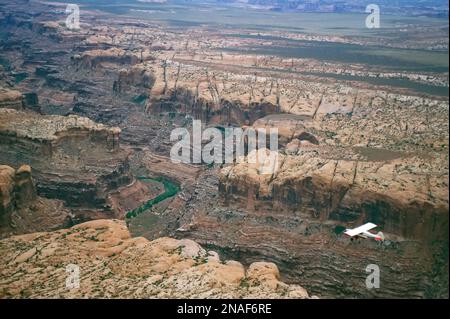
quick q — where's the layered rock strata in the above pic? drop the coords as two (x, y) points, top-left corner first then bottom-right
(0, 88), (23, 110)
(0, 109), (135, 219)
(0, 164), (72, 238)
(209, 149), (449, 298)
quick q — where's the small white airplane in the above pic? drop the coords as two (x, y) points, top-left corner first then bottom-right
(344, 222), (384, 241)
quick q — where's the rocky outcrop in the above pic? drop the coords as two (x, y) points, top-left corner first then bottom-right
(0, 88), (23, 110)
(0, 109), (133, 218)
(11, 165), (36, 208)
(219, 152), (448, 241)
(149, 88), (279, 126)
(113, 66), (155, 98)
(73, 48), (139, 70)
(0, 164), (72, 238)
(0, 165), (35, 217)
(213, 150), (449, 298)
(0, 165), (18, 217)
(252, 114), (318, 148)
(0, 108), (121, 150)
(0, 219), (309, 298)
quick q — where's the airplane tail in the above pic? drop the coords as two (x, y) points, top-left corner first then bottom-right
(375, 231), (385, 241)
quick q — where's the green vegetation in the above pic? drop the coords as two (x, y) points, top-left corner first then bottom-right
(132, 94), (148, 105)
(334, 225), (346, 235)
(125, 177), (180, 219)
(239, 278), (250, 289)
(193, 255), (208, 266)
(13, 72), (28, 84)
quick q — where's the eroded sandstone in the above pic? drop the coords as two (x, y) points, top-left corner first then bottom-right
(0, 219), (309, 299)
(0, 164), (72, 238)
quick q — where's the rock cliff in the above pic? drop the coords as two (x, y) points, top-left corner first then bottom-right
(0, 164), (72, 238)
(0, 88), (23, 110)
(0, 109), (138, 219)
(210, 150), (449, 298)
(113, 66), (155, 98)
(73, 48), (139, 70)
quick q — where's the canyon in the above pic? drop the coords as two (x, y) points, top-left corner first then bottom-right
(0, 0), (448, 299)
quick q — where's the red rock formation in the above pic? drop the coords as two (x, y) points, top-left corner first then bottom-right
(0, 109), (136, 219)
(0, 164), (72, 238)
(0, 88), (23, 110)
(0, 219), (310, 299)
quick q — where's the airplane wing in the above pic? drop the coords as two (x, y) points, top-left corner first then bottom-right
(344, 222), (377, 237)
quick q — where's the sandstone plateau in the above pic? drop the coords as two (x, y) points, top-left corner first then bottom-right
(0, 219), (309, 299)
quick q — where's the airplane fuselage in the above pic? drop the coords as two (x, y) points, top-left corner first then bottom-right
(345, 229), (383, 241)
